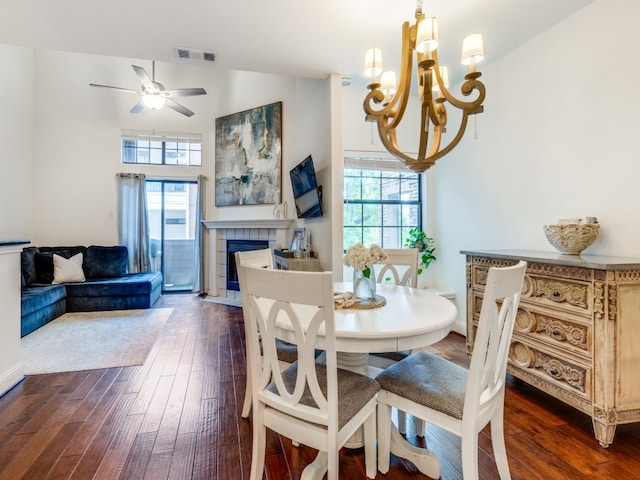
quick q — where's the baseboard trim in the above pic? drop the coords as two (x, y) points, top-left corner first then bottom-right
(0, 362), (24, 397)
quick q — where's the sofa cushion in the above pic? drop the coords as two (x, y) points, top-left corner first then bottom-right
(84, 245), (128, 279)
(21, 247), (39, 285)
(53, 253), (86, 284)
(63, 272), (162, 297)
(21, 284), (67, 317)
(35, 250), (71, 284)
(63, 272), (163, 312)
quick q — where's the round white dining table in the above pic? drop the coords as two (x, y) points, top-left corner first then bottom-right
(270, 281), (458, 480)
(273, 281), (457, 375)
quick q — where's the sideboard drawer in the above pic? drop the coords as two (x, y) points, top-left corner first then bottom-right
(521, 273), (593, 317)
(508, 337), (591, 401)
(514, 304), (592, 360)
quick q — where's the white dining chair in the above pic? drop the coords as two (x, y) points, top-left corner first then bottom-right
(374, 248), (419, 288)
(237, 265), (380, 480)
(369, 247), (419, 367)
(235, 248), (299, 419)
(376, 261), (527, 479)
(369, 247), (423, 435)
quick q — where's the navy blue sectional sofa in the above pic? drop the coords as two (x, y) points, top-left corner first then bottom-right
(20, 245), (162, 337)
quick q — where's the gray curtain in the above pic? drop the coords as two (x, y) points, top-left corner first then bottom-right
(192, 175), (206, 294)
(116, 173), (150, 273)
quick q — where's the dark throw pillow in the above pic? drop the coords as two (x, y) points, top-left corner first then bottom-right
(34, 250), (71, 284)
(84, 245), (128, 279)
(21, 247), (39, 285)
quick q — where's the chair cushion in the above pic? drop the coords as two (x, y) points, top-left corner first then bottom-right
(275, 338), (300, 364)
(267, 362), (380, 429)
(270, 339), (322, 364)
(370, 350), (410, 362)
(375, 351), (468, 421)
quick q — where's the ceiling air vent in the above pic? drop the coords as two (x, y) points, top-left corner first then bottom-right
(173, 47), (216, 63)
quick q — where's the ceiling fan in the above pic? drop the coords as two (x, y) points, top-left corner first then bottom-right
(89, 61), (207, 117)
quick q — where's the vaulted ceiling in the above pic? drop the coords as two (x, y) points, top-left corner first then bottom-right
(1, 0), (594, 85)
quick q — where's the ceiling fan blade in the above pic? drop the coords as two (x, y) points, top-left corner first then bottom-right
(89, 83), (140, 94)
(164, 87), (207, 97)
(132, 65), (154, 91)
(166, 99), (195, 117)
(130, 102), (145, 114)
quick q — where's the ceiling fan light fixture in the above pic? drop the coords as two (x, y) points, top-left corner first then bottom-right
(142, 93), (166, 110)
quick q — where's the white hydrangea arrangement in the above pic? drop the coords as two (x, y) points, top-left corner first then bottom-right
(343, 243), (388, 279)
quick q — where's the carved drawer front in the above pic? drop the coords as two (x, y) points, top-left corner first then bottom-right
(514, 306), (592, 360)
(470, 259), (518, 290)
(520, 273), (592, 316)
(508, 339), (591, 400)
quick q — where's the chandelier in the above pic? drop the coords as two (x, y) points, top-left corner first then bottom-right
(363, 0), (486, 173)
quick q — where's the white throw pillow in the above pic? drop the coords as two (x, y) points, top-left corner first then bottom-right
(52, 252), (86, 284)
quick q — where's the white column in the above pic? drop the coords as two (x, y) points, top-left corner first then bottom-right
(0, 243), (26, 394)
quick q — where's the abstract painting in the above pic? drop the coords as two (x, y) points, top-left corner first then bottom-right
(215, 101), (282, 206)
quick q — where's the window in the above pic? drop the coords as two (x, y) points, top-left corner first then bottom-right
(343, 153), (422, 250)
(121, 130), (202, 166)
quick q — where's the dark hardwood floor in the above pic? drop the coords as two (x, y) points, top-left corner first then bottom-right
(1, 294), (640, 479)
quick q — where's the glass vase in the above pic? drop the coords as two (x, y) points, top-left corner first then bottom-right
(353, 266), (377, 301)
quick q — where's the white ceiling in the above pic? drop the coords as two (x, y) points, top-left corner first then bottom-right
(1, 0), (594, 84)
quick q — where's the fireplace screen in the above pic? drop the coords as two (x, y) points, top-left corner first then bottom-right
(226, 240), (269, 291)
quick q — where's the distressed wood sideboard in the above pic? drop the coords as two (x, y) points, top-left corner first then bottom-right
(462, 249), (640, 447)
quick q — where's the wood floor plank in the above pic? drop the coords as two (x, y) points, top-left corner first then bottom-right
(58, 379), (128, 458)
(2, 294), (640, 479)
(118, 431), (156, 480)
(21, 422), (82, 480)
(167, 432), (197, 480)
(0, 397), (84, 480)
(92, 413), (145, 480)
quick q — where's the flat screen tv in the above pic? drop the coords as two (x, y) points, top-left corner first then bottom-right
(289, 155), (323, 218)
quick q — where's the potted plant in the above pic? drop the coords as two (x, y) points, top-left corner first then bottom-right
(404, 228), (436, 275)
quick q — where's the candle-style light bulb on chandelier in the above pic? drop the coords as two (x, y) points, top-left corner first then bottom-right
(363, 0), (486, 173)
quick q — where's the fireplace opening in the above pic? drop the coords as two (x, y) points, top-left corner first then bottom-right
(227, 240), (269, 291)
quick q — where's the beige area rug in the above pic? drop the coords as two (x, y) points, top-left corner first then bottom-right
(21, 308), (173, 375)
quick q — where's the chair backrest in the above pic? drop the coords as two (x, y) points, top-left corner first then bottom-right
(465, 260), (526, 428)
(236, 264), (338, 429)
(234, 248), (273, 270)
(375, 248), (419, 288)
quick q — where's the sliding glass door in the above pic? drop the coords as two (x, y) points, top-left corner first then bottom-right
(146, 180), (199, 292)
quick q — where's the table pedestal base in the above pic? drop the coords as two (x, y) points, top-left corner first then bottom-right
(336, 351), (369, 375)
(388, 422), (440, 478)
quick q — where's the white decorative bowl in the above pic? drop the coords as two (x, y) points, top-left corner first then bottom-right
(543, 223), (599, 255)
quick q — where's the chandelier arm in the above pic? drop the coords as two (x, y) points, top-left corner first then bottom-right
(417, 102), (430, 161)
(430, 49), (485, 111)
(378, 127), (418, 168)
(426, 110), (473, 163)
(385, 22), (414, 132)
(363, 21), (414, 132)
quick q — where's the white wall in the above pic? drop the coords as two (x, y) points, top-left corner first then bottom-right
(1, 47), (332, 290)
(339, 0), (640, 334)
(434, 0), (640, 333)
(292, 76), (333, 271)
(0, 46), (34, 241)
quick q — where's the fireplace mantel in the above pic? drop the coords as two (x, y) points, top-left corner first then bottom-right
(202, 219), (294, 301)
(202, 219), (293, 230)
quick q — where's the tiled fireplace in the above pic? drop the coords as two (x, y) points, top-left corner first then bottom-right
(202, 219), (293, 305)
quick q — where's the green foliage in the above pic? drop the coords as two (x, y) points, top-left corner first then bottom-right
(404, 228), (436, 274)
